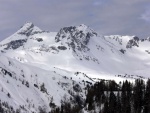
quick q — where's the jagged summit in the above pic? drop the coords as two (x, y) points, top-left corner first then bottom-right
(21, 22), (34, 28)
(55, 24), (97, 40)
(55, 24), (97, 53)
(76, 24), (96, 34)
(0, 22), (47, 49)
(17, 22), (42, 36)
(76, 24), (89, 31)
(126, 36), (139, 48)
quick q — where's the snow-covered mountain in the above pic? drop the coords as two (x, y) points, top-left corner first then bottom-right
(0, 22), (150, 112)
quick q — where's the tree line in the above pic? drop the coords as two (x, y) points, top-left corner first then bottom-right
(51, 79), (150, 113)
(85, 79), (150, 113)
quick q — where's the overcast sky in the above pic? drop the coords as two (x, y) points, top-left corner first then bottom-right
(0, 0), (150, 41)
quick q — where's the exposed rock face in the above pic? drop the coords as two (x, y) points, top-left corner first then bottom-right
(4, 39), (27, 50)
(57, 46), (67, 50)
(55, 24), (97, 52)
(17, 22), (44, 36)
(36, 38), (43, 42)
(120, 49), (126, 54)
(17, 22), (35, 36)
(126, 36), (139, 48)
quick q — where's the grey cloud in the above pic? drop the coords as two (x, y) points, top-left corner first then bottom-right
(90, 0), (150, 38)
(0, 0), (150, 41)
(141, 6), (150, 22)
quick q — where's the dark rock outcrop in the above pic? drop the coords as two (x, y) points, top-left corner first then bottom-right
(126, 36), (139, 48)
(55, 25), (97, 52)
(4, 39), (27, 50)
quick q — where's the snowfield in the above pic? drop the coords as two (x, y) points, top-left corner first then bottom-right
(0, 22), (149, 112)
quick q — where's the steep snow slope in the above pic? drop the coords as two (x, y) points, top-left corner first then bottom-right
(1, 23), (150, 79)
(0, 22), (150, 112)
(0, 54), (93, 112)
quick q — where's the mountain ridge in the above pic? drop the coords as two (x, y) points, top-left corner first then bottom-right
(0, 22), (150, 112)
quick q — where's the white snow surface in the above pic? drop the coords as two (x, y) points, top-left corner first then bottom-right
(0, 23), (149, 112)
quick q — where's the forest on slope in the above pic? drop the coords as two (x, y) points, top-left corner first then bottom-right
(51, 79), (150, 113)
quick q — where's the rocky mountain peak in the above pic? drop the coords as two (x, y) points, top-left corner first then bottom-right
(76, 24), (88, 31)
(55, 25), (97, 52)
(17, 22), (42, 36)
(126, 36), (139, 48)
(22, 22), (34, 27)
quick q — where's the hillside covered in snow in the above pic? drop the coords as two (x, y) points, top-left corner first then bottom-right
(0, 22), (150, 112)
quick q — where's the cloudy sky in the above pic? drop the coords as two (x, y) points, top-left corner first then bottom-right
(0, 0), (150, 40)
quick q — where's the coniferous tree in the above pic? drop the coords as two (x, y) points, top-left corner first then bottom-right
(108, 91), (117, 113)
(116, 91), (121, 113)
(103, 99), (109, 113)
(121, 81), (126, 113)
(86, 86), (94, 111)
(143, 79), (150, 113)
(133, 79), (145, 113)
